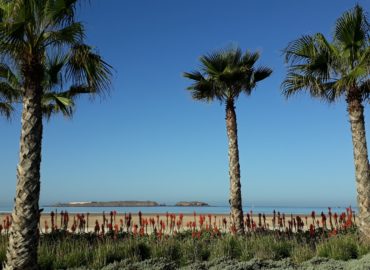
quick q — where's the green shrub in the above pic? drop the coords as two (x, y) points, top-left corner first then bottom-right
(247, 235), (294, 260)
(291, 244), (315, 264)
(317, 234), (359, 260)
(210, 235), (243, 260)
(3, 229), (370, 269)
(358, 240), (370, 256)
(152, 238), (182, 263)
(182, 238), (210, 263)
(126, 240), (151, 260)
(91, 241), (125, 268)
(38, 252), (54, 270)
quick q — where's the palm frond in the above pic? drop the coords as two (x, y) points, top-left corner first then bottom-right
(0, 100), (13, 119)
(187, 79), (219, 102)
(0, 63), (21, 88)
(200, 51), (227, 76)
(183, 71), (204, 82)
(334, 5), (369, 52)
(66, 44), (112, 96)
(360, 79), (370, 102)
(42, 22), (84, 48)
(242, 51), (260, 67)
(252, 67), (273, 83)
(282, 72), (338, 102)
(44, 53), (66, 89)
(44, 0), (78, 26)
(284, 35), (316, 64)
(0, 81), (20, 100)
(0, 21), (26, 51)
(42, 91), (74, 120)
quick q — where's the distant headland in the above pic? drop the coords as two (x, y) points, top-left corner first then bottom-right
(48, 201), (209, 207)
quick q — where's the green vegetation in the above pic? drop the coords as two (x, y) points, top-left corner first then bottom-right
(0, 231), (369, 269)
(0, 2), (368, 270)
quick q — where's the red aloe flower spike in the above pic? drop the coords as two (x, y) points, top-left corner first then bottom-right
(321, 212), (327, 229)
(311, 211), (316, 226)
(50, 211), (55, 232)
(309, 224), (315, 238)
(94, 220), (100, 234)
(113, 210), (117, 223)
(44, 220), (49, 233)
(60, 211), (64, 228)
(139, 211), (143, 227)
(258, 213), (262, 228)
(133, 224), (138, 236)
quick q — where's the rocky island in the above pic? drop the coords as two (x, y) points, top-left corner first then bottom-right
(52, 201), (161, 207)
(49, 201), (210, 207)
(175, 201), (209, 207)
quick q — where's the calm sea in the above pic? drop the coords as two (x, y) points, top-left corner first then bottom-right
(0, 205), (358, 215)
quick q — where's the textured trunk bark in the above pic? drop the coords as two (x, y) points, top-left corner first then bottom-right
(347, 91), (370, 241)
(225, 99), (244, 234)
(5, 60), (43, 270)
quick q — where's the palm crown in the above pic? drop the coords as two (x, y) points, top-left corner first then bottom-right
(0, 0), (112, 108)
(184, 47), (272, 103)
(0, 51), (109, 120)
(282, 5), (369, 102)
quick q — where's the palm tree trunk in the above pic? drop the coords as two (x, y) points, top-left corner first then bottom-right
(347, 91), (370, 241)
(225, 99), (244, 234)
(5, 64), (43, 270)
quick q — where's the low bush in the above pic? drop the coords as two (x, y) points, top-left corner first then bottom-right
(316, 233), (359, 260)
(1, 230), (370, 269)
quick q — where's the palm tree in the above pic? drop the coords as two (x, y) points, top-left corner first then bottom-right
(282, 5), (370, 239)
(184, 47), (272, 234)
(0, 1), (112, 269)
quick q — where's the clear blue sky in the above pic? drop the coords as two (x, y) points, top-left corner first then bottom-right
(1, 0), (369, 207)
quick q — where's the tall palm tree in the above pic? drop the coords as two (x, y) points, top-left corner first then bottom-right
(282, 5), (370, 239)
(0, 1), (112, 269)
(184, 47), (272, 234)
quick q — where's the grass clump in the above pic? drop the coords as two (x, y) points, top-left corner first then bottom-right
(1, 230), (370, 269)
(246, 234), (296, 260)
(210, 235), (243, 260)
(152, 237), (182, 264)
(181, 237), (211, 263)
(316, 233), (359, 260)
(291, 244), (315, 264)
(0, 236), (6, 266)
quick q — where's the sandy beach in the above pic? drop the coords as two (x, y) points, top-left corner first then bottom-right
(1, 210), (351, 234)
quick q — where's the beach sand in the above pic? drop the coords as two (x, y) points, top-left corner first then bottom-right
(1, 210), (351, 234)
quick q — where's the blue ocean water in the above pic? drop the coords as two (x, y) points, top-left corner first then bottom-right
(0, 205), (358, 215)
